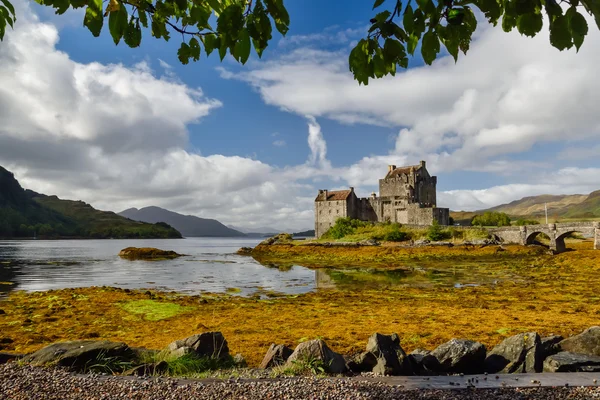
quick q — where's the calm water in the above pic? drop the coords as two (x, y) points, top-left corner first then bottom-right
(0, 238), (520, 297)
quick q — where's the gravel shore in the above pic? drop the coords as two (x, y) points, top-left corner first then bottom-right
(3, 363), (600, 400)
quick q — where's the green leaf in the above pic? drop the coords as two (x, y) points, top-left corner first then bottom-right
(83, 0), (103, 37)
(203, 34), (218, 56)
(177, 42), (190, 64)
(108, 4), (127, 45)
(265, 0), (290, 35)
(544, 0), (563, 19)
(218, 33), (228, 60)
(568, 8), (588, 50)
(383, 37), (405, 60)
(550, 15), (573, 50)
(1, 0), (15, 16)
(217, 4), (244, 42)
(502, 13), (517, 32)
(421, 30), (440, 65)
(448, 8), (465, 25)
(374, 10), (391, 23)
(188, 37), (201, 61)
(138, 9), (148, 28)
(373, 0), (385, 9)
(247, 0), (272, 57)
(190, 4), (212, 30)
(474, 0), (502, 25)
(407, 33), (418, 55)
(349, 39), (372, 85)
(234, 28), (251, 64)
(373, 48), (386, 78)
(173, 0), (186, 13)
(403, 4), (414, 34)
(413, 9), (426, 36)
(514, 0), (536, 15)
(516, 12), (543, 37)
(124, 18), (141, 48)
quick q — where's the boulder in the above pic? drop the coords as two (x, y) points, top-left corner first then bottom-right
(543, 351), (600, 372)
(259, 233), (293, 246)
(0, 352), (22, 364)
(540, 335), (563, 358)
(118, 247), (183, 260)
(259, 344), (293, 369)
(285, 339), (346, 374)
(236, 247), (253, 256)
(431, 339), (486, 375)
(359, 239), (380, 246)
(165, 332), (229, 360)
(0, 309), (5, 315)
(485, 332), (543, 373)
(559, 327), (600, 356)
(366, 333), (413, 376)
(346, 351), (378, 373)
(408, 348), (440, 375)
(22, 340), (135, 371)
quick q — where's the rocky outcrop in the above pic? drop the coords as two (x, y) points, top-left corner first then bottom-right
(285, 340), (346, 374)
(366, 333), (413, 376)
(0, 352), (22, 364)
(540, 335), (563, 358)
(165, 332), (229, 360)
(259, 344), (293, 369)
(559, 326), (600, 356)
(543, 351), (600, 372)
(118, 247), (183, 260)
(236, 247), (253, 256)
(485, 332), (543, 373)
(431, 339), (486, 374)
(22, 340), (135, 371)
(259, 234), (293, 246)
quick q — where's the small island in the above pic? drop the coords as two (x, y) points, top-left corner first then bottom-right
(118, 247), (184, 260)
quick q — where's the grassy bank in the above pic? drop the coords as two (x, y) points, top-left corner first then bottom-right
(1, 242), (599, 368)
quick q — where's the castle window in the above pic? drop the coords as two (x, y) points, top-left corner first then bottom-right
(329, 210), (331, 214)
(337, 210), (339, 214)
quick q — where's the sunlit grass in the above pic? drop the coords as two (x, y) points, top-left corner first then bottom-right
(118, 300), (195, 321)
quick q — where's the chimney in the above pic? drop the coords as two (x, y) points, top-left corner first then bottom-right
(349, 187), (354, 192)
(324, 189), (328, 199)
(371, 192), (377, 199)
(388, 165), (396, 172)
(420, 160), (426, 168)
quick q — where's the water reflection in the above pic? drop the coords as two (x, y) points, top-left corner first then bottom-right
(0, 238), (521, 297)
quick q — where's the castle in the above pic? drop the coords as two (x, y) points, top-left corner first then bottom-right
(314, 161), (449, 238)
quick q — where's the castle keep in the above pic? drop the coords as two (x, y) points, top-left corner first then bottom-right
(314, 161), (449, 238)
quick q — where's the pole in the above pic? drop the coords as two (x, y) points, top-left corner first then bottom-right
(545, 203), (548, 224)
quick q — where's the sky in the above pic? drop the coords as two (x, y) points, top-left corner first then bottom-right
(1, 0), (600, 231)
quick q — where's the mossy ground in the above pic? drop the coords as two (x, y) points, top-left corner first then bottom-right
(1, 241), (600, 368)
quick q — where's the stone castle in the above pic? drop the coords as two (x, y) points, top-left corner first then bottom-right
(314, 161), (449, 238)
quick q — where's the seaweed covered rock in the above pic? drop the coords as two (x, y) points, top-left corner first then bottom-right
(260, 344), (293, 369)
(259, 233), (293, 246)
(285, 339), (346, 374)
(22, 340), (135, 371)
(236, 247), (253, 256)
(118, 247), (183, 260)
(431, 339), (486, 374)
(559, 326), (600, 356)
(366, 333), (413, 376)
(165, 332), (229, 360)
(408, 348), (440, 375)
(485, 332), (543, 373)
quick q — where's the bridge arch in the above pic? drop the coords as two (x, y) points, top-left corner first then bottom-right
(555, 230), (590, 253)
(525, 230), (550, 246)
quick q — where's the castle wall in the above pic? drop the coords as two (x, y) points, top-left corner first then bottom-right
(395, 204), (449, 226)
(315, 199), (348, 238)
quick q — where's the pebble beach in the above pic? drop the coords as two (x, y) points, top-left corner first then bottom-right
(3, 363), (600, 400)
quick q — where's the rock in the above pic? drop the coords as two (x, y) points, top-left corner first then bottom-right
(0, 352), (22, 364)
(365, 333), (413, 376)
(165, 332), (229, 360)
(408, 348), (440, 375)
(0, 309), (5, 315)
(559, 326), (600, 356)
(22, 340), (135, 371)
(485, 332), (543, 373)
(0, 338), (13, 344)
(123, 361), (169, 376)
(346, 351), (378, 373)
(540, 335), (563, 358)
(285, 339), (346, 374)
(414, 239), (430, 246)
(118, 247), (183, 260)
(359, 239), (380, 246)
(259, 233), (293, 246)
(236, 247), (253, 256)
(233, 353), (247, 367)
(259, 344), (293, 369)
(543, 351), (600, 372)
(431, 339), (486, 375)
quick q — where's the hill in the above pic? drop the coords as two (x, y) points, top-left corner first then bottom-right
(450, 190), (600, 223)
(119, 206), (245, 237)
(0, 166), (181, 239)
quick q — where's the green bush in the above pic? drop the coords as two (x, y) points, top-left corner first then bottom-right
(384, 224), (407, 241)
(427, 221), (446, 241)
(471, 212), (511, 227)
(514, 218), (540, 226)
(322, 217), (369, 239)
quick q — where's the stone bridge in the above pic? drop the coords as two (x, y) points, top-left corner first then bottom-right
(490, 222), (600, 253)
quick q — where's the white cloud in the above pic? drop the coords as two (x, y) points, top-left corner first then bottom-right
(272, 139), (286, 147)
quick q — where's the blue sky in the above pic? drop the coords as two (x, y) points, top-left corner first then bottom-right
(1, 0), (600, 231)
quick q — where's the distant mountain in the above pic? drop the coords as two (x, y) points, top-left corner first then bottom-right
(450, 190), (600, 223)
(0, 166), (181, 239)
(227, 225), (288, 234)
(293, 229), (315, 237)
(119, 206), (245, 237)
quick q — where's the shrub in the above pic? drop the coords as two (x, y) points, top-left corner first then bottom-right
(322, 217), (369, 239)
(427, 221), (446, 241)
(514, 218), (540, 226)
(471, 212), (511, 227)
(384, 224), (408, 241)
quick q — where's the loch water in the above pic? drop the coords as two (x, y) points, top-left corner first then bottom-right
(0, 238), (520, 297)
